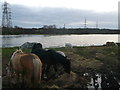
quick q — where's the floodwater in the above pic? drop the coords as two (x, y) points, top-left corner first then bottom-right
(88, 74), (102, 90)
(1, 34), (119, 48)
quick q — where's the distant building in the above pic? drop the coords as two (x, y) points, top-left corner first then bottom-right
(43, 25), (56, 29)
(118, 1), (120, 29)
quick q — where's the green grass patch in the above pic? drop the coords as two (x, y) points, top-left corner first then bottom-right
(2, 47), (19, 59)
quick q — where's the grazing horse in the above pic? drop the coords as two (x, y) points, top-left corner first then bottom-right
(6, 49), (42, 88)
(31, 43), (71, 79)
(47, 49), (71, 74)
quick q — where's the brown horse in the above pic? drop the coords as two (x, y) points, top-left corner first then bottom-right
(7, 49), (42, 88)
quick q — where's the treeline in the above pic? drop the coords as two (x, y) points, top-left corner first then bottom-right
(1, 27), (120, 35)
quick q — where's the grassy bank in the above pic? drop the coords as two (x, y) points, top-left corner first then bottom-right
(2, 45), (120, 74)
(2, 45), (120, 88)
(2, 28), (120, 35)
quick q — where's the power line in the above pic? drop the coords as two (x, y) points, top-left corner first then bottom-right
(96, 19), (98, 29)
(2, 1), (12, 28)
(84, 17), (87, 28)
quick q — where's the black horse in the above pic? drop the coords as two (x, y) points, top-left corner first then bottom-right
(31, 43), (71, 79)
(31, 43), (50, 77)
(46, 49), (71, 74)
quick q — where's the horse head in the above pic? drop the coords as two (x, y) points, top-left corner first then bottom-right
(32, 43), (42, 50)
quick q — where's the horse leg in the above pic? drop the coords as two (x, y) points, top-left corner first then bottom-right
(24, 73), (33, 88)
(53, 64), (59, 78)
(53, 64), (57, 72)
(21, 73), (25, 88)
(41, 64), (46, 79)
(23, 75), (27, 88)
(15, 73), (20, 88)
(44, 64), (51, 80)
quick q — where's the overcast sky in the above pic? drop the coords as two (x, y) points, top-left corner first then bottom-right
(0, 0), (119, 29)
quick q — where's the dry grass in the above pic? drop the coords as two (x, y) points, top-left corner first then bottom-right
(2, 46), (119, 89)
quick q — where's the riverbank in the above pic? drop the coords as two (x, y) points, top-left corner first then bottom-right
(2, 28), (120, 35)
(2, 45), (120, 89)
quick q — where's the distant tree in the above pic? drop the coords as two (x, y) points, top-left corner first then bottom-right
(43, 25), (48, 29)
(14, 26), (22, 29)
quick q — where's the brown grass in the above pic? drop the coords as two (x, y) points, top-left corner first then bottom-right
(2, 46), (119, 89)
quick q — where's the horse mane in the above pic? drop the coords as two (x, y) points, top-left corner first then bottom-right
(11, 49), (23, 60)
(16, 49), (23, 54)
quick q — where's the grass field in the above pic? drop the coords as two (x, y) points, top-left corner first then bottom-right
(0, 57), (1, 76)
(2, 45), (120, 88)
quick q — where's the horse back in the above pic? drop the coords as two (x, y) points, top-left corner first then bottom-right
(47, 50), (67, 63)
(20, 54), (35, 73)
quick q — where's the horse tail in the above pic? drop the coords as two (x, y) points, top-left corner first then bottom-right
(32, 57), (37, 84)
(36, 58), (42, 84)
(39, 59), (42, 83)
(31, 63), (34, 84)
(32, 55), (42, 86)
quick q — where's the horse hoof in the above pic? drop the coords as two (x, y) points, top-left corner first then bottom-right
(43, 76), (48, 80)
(54, 74), (59, 79)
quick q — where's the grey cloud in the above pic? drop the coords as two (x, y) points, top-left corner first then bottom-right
(8, 4), (118, 29)
(0, 2), (2, 26)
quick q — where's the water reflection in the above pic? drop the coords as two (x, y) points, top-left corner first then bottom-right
(1, 34), (119, 48)
(87, 73), (120, 90)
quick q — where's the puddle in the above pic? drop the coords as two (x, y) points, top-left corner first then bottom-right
(87, 74), (101, 90)
(87, 73), (120, 90)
